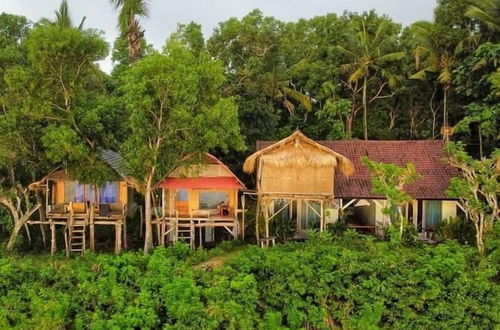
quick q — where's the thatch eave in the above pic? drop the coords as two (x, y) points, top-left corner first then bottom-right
(243, 130), (354, 177)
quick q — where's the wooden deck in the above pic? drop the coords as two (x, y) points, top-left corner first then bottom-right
(153, 210), (240, 248)
(26, 202), (126, 256)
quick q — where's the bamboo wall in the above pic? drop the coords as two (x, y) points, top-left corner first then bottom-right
(260, 164), (334, 195)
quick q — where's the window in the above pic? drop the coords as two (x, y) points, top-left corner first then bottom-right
(65, 181), (94, 203)
(300, 201), (320, 230)
(64, 181), (76, 203)
(199, 191), (228, 209)
(76, 184), (93, 203)
(176, 189), (188, 201)
(100, 182), (119, 203)
(426, 200), (442, 228)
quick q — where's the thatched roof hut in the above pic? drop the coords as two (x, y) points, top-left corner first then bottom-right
(244, 130), (353, 196)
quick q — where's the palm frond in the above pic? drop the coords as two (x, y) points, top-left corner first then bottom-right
(281, 87), (313, 112)
(377, 52), (405, 64)
(348, 66), (367, 84)
(438, 68), (453, 85)
(466, 0), (500, 32)
(55, 0), (72, 28)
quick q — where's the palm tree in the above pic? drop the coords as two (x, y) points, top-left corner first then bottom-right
(39, 0), (86, 29)
(338, 20), (405, 140)
(410, 21), (457, 141)
(110, 0), (148, 63)
(466, 0), (500, 34)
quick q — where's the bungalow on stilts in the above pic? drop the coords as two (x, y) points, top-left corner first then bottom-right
(249, 131), (462, 243)
(154, 153), (246, 248)
(243, 131), (354, 246)
(28, 150), (135, 256)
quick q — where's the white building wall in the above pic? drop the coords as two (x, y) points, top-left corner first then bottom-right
(442, 201), (457, 220)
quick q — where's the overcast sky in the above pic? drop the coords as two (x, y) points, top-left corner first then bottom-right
(0, 0), (436, 72)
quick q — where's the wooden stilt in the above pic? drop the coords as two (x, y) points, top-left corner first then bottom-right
(264, 201), (270, 247)
(123, 216), (127, 250)
(64, 231), (69, 258)
(241, 195), (246, 241)
(50, 221), (56, 255)
(320, 200), (324, 231)
(156, 223), (161, 245)
(255, 198), (261, 243)
(115, 222), (122, 255)
(89, 206), (95, 252)
(89, 223), (95, 252)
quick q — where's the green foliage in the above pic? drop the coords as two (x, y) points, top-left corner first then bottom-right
(0, 238), (497, 328)
(362, 157), (422, 239)
(445, 142), (500, 254)
(437, 216), (477, 245)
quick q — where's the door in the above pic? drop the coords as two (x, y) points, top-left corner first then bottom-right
(175, 189), (189, 216)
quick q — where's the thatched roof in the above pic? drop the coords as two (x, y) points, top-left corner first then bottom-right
(257, 139), (459, 199)
(243, 130), (354, 176)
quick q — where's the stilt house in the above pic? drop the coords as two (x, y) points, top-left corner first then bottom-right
(251, 131), (461, 241)
(243, 131), (354, 244)
(28, 150), (134, 255)
(155, 153), (246, 247)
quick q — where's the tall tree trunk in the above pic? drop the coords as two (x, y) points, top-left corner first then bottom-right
(443, 86), (449, 142)
(363, 75), (368, 140)
(143, 174), (154, 254)
(6, 215), (22, 251)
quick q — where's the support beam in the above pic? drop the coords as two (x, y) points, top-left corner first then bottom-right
(341, 199), (356, 210)
(50, 221), (56, 255)
(115, 222), (122, 255)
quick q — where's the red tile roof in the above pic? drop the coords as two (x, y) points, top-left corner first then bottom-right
(256, 140), (458, 200)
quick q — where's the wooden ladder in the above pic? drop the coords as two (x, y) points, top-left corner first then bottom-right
(68, 220), (87, 255)
(177, 218), (194, 248)
(65, 203), (88, 257)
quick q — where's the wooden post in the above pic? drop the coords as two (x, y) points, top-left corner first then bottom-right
(320, 200), (324, 231)
(123, 216), (127, 250)
(255, 198), (260, 243)
(241, 194), (246, 241)
(50, 221), (56, 255)
(156, 223), (161, 246)
(264, 200), (270, 247)
(89, 206), (95, 252)
(115, 222), (122, 255)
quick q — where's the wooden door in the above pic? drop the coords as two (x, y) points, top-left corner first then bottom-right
(175, 189), (189, 216)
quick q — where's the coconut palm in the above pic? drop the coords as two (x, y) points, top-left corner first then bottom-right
(466, 0), (500, 34)
(338, 20), (405, 140)
(110, 0), (148, 63)
(410, 21), (458, 141)
(39, 0), (86, 29)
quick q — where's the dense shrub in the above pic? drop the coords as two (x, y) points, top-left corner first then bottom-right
(0, 237), (498, 329)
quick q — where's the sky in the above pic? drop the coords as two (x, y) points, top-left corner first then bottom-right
(0, 0), (436, 72)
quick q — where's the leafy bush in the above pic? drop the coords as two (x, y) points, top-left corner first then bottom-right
(0, 238), (498, 329)
(437, 216), (476, 246)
